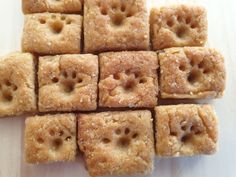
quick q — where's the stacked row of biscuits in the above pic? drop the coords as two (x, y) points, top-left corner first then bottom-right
(0, 0), (226, 177)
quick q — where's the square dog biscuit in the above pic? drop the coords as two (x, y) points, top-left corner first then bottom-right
(155, 104), (218, 157)
(150, 4), (207, 50)
(99, 51), (158, 108)
(22, 13), (82, 55)
(0, 52), (36, 117)
(78, 110), (154, 177)
(24, 114), (77, 163)
(38, 54), (98, 112)
(159, 47), (226, 99)
(84, 0), (149, 53)
(22, 0), (83, 14)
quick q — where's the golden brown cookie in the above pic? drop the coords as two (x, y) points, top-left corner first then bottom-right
(78, 110), (155, 177)
(84, 0), (149, 53)
(38, 54), (98, 112)
(150, 4), (207, 50)
(99, 51), (158, 108)
(159, 47), (226, 99)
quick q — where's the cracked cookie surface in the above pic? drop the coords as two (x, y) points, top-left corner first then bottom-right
(38, 54), (98, 112)
(22, 0), (83, 14)
(0, 52), (36, 117)
(78, 110), (154, 177)
(155, 104), (218, 157)
(159, 47), (226, 99)
(99, 51), (158, 108)
(24, 114), (77, 163)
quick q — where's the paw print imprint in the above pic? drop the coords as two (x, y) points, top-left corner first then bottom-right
(98, 0), (137, 26)
(110, 70), (148, 96)
(36, 128), (72, 151)
(101, 127), (139, 149)
(38, 14), (73, 34)
(0, 80), (18, 102)
(179, 59), (212, 84)
(170, 120), (203, 143)
(51, 70), (84, 93)
(165, 14), (199, 39)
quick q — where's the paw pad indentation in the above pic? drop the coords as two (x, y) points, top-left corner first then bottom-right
(38, 14), (73, 35)
(37, 137), (44, 144)
(99, 0), (137, 26)
(0, 80), (17, 102)
(170, 119), (203, 143)
(102, 138), (111, 144)
(52, 138), (63, 150)
(187, 59), (212, 84)
(187, 69), (201, 84)
(116, 127), (139, 148)
(51, 70), (84, 93)
(101, 127), (139, 149)
(110, 70), (148, 96)
(176, 26), (188, 38)
(164, 13), (199, 39)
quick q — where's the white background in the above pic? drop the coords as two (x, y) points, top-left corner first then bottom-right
(0, 0), (236, 177)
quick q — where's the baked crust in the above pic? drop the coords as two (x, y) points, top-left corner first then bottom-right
(84, 0), (149, 53)
(0, 52), (36, 117)
(78, 110), (154, 177)
(99, 51), (158, 108)
(38, 54), (98, 112)
(159, 47), (226, 99)
(155, 104), (218, 157)
(22, 0), (83, 14)
(150, 4), (207, 50)
(24, 114), (77, 163)
(22, 13), (82, 55)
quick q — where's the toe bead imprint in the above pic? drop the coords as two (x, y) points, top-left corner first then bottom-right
(101, 127), (139, 149)
(38, 14), (73, 34)
(36, 128), (73, 151)
(0, 80), (18, 102)
(170, 119), (203, 143)
(98, 0), (138, 26)
(51, 70), (84, 93)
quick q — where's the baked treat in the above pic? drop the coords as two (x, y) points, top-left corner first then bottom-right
(0, 52), (36, 117)
(99, 51), (158, 108)
(155, 104), (218, 157)
(24, 114), (77, 163)
(150, 4), (207, 50)
(22, 0), (83, 14)
(159, 47), (226, 99)
(78, 110), (154, 177)
(84, 0), (149, 53)
(22, 13), (82, 55)
(38, 54), (98, 112)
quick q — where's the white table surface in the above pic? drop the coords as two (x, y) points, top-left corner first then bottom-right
(0, 0), (235, 177)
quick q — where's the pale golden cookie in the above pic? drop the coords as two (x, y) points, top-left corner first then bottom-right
(155, 104), (218, 157)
